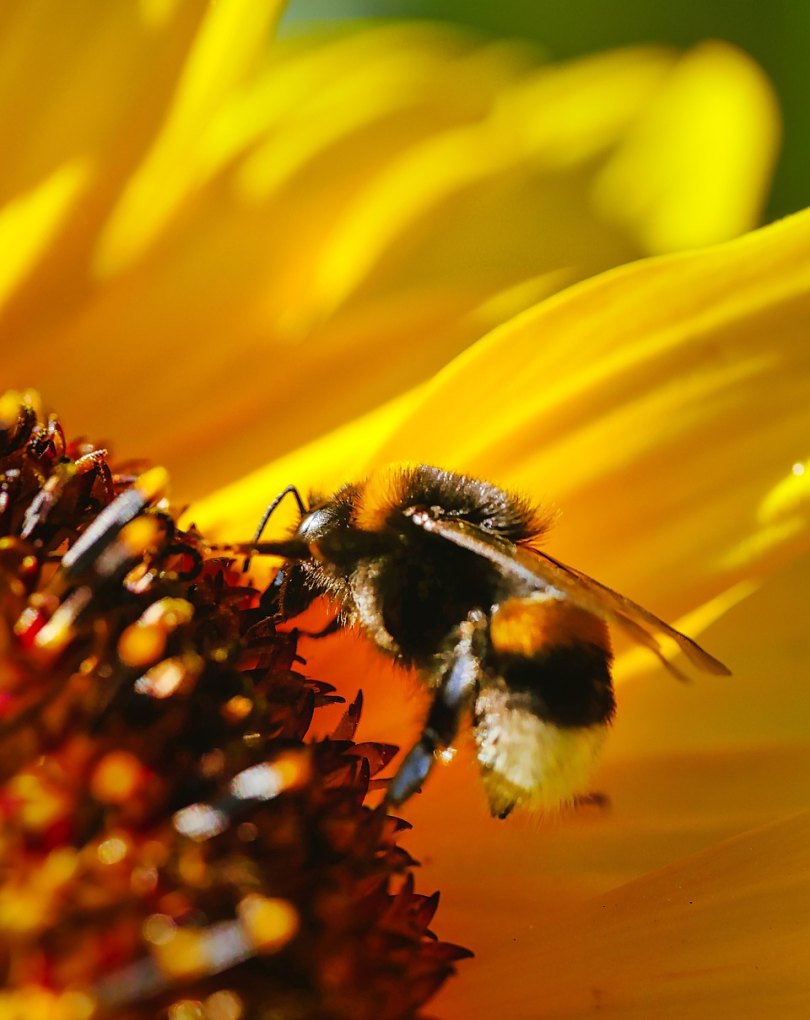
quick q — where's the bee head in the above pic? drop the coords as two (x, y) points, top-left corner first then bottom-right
(293, 483), (382, 567)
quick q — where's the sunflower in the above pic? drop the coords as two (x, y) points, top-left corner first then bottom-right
(2, 2), (807, 1019)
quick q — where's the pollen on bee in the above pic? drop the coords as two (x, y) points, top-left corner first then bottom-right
(436, 746), (457, 764)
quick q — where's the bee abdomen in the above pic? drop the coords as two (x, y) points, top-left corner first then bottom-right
(489, 595), (615, 727)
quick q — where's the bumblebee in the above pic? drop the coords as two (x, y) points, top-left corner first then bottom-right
(243, 464), (729, 818)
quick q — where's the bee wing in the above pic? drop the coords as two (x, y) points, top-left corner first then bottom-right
(406, 511), (730, 681)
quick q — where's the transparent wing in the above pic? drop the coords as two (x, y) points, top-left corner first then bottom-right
(405, 510), (731, 681)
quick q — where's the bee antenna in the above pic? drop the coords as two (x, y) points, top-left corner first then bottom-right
(243, 485), (307, 573)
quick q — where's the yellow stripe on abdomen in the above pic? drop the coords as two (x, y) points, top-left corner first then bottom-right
(490, 593), (610, 657)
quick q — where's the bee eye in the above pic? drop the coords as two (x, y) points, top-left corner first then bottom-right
(297, 510), (325, 540)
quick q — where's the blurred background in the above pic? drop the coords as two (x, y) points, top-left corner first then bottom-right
(283, 0), (808, 221)
(3, 0), (804, 501)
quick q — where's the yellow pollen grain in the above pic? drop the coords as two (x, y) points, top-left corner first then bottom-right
(97, 836), (129, 866)
(205, 989), (244, 1020)
(0, 391), (27, 429)
(90, 751), (144, 804)
(8, 772), (67, 832)
(119, 515), (162, 557)
(273, 751), (310, 790)
(151, 928), (207, 979)
(118, 622), (167, 667)
(39, 847), (79, 889)
(58, 989), (97, 1020)
(168, 1002), (205, 1020)
(0, 888), (49, 932)
(143, 912), (177, 946)
(238, 894), (299, 952)
(134, 466), (170, 504)
(222, 695), (253, 723)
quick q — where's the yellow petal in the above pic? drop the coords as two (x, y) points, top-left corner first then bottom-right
(435, 810), (810, 1019)
(2, 24), (779, 500)
(614, 550), (810, 753)
(187, 387), (421, 539)
(594, 41), (780, 252)
(95, 0), (285, 275)
(305, 45), (674, 320)
(0, 160), (89, 309)
(312, 41), (777, 319)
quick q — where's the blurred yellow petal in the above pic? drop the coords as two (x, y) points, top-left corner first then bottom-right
(139, 0), (182, 29)
(0, 160), (89, 307)
(95, 0), (285, 275)
(0, 2), (197, 194)
(314, 40), (777, 324)
(1, 21), (778, 499)
(309, 46), (676, 316)
(235, 26), (532, 203)
(594, 41), (780, 252)
(186, 387), (422, 539)
(0, 1), (207, 345)
(615, 550), (810, 755)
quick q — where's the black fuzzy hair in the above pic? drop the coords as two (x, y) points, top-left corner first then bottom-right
(387, 464), (550, 543)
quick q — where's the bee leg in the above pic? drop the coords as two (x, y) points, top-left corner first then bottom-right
(386, 611), (484, 806)
(263, 561), (322, 622)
